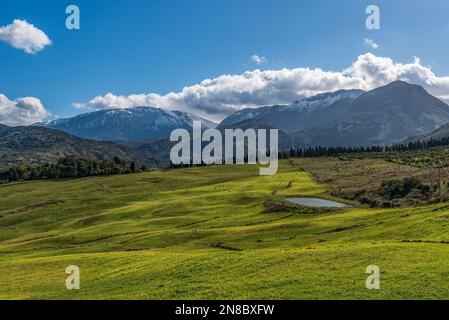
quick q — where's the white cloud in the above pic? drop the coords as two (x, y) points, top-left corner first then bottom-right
(0, 19), (52, 54)
(0, 94), (49, 126)
(74, 53), (449, 122)
(364, 38), (379, 49)
(251, 54), (267, 65)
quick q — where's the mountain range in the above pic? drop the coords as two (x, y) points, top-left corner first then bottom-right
(219, 81), (449, 147)
(37, 107), (216, 142)
(2, 80), (449, 168)
(218, 89), (365, 131)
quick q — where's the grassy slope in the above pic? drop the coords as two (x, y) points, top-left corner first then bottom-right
(1, 160), (449, 299)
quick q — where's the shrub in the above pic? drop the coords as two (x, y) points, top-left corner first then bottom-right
(378, 177), (427, 200)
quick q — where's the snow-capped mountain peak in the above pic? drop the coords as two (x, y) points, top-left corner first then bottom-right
(289, 89), (365, 111)
(36, 106), (216, 142)
(218, 89), (365, 129)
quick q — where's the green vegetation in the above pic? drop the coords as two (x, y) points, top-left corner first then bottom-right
(278, 137), (449, 160)
(378, 177), (430, 200)
(297, 157), (448, 207)
(0, 156), (148, 184)
(2, 160), (449, 299)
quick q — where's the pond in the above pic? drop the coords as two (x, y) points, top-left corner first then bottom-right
(285, 197), (350, 208)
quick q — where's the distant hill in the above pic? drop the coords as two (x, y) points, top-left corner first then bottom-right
(291, 81), (449, 147)
(218, 118), (294, 150)
(130, 118), (295, 166)
(133, 139), (174, 167)
(405, 123), (449, 143)
(37, 107), (216, 142)
(0, 126), (158, 169)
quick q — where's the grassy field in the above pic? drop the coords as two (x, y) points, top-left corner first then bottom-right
(2, 160), (449, 299)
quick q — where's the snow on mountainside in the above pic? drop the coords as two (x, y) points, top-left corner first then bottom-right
(292, 81), (449, 147)
(289, 89), (365, 111)
(37, 107), (216, 142)
(218, 89), (365, 130)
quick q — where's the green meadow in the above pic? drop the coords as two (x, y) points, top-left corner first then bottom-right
(1, 160), (449, 300)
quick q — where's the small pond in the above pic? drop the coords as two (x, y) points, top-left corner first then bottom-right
(285, 197), (350, 208)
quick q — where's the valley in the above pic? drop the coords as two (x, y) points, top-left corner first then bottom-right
(2, 159), (449, 299)
(3, 0), (449, 304)
(3, 80), (449, 299)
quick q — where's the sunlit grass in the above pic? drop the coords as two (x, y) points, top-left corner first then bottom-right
(1, 161), (449, 299)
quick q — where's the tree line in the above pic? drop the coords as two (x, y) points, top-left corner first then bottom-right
(169, 137), (449, 167)
(278, 138), (449, 159)
(0, 156), (148, 184)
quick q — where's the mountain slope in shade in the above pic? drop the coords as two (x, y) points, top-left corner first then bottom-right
(292, 81), (449, 147)
(38, 107), (216, 142)
(0, 126), (157, 169)
(406, 123), (449, 143)
(218, 118), (294, 150)
(132, 118), (295, 167)
(218, 89), (365, 131)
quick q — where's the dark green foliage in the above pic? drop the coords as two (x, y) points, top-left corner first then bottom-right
(0, 156), (149, 184)
(278, 137), (449, 159)
(378, 177), (430, 200)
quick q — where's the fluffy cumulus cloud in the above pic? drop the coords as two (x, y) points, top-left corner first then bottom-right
(0, 94), (49, 126)
(74, 53), (449, 121)
(0, 19), (52, 54)
(251, 54), (267, 65)
(363, 38), (379, 49)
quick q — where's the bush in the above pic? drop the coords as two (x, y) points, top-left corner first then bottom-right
(378, 177), (427, 200)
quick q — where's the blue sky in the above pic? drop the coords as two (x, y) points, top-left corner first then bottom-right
(1, 0), (449, 123)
